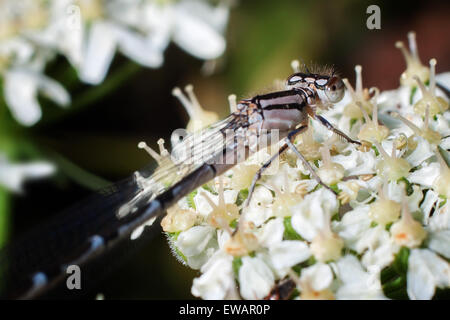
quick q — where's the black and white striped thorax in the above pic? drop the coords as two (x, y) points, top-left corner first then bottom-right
(231, 88), (316, 133)
(251, 87), (316, 111)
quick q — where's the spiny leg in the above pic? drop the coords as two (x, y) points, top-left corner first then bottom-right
(243, 144), (288, 208)
(315, 115), (361, 145)
(243, 126), (308, 208)
(285, 138), (337, 195)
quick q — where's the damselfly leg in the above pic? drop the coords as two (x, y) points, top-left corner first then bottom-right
(315, 115), (361, 145)
(285, 138), (336, 194)
(243, 124), (337, 209)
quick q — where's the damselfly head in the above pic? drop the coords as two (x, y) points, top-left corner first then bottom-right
(286, 73), (345, 104)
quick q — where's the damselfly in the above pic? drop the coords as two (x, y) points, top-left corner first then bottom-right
(0, 63), (361, 299)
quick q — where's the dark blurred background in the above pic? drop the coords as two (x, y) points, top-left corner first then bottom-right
(7, 0), (450, 299)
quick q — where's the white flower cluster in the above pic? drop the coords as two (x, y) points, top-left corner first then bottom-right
(0, 0), (230, 126)
(160, 32), (450, 300)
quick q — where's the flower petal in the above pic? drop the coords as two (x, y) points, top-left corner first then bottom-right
(239, 256), (274, 299)
(191, 250), (234, 300)
(407, 249), (450, 300)
(173, 1), (226, 59)
(291, 189), (338, 241)
(79, 21), (117, 85)
(268, 240), (310, 273)
(115, 27), (164, 68)
(3, 70), (41, 125)
(428, 230), (450, 259)
(0, 156), (55, 193)
(300, 263), (333, 291)
(175, 225), (218, 269)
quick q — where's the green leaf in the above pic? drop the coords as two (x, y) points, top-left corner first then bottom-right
(202, 184), (218, 195)
(385, 222), (393, 231)
(381, 247), (410, 299)
(229, 218), (238, 229)
(292, 256), (316, 275)
(300, 173), (310, 180)
(372, 145), (379, 156)
(380, 265), (398, 284)
(383, 276), (406, 293)
(283, 216), (304, 240)
(350, 118), (358, 130)
(397, 177), (413, 196)
(313, 159), (320, 168)
(330, 183), (341, 194)
(439, 196), (447, 208)
(290, 288), (300, 299)
(393, 247), (410, 275)
(167, 231), (181, 241)
(187, 190), (198, 209)
(409, 86), (417, 105)
(385, 286), (409, 300)
(331, 212), (340, 222)
(232, 257), (243, 280)
(235, 188), (249, 206)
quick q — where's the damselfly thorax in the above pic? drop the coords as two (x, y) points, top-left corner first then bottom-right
(0, 66), (360, 299)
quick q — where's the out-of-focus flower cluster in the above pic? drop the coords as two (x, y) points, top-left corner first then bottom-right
(0, 0), (230, 194)
(160, 32), (450, 300)
(0, 0), (230, 126)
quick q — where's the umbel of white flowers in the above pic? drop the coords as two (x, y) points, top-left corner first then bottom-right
(136, 31), (450, 300)
(0, 0), (230, 126)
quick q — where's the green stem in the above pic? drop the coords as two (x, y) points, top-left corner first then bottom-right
(0, 187), (10, 248)
(48, 150), (111, 190)
(71, 62), (141, 110)
(14, 136), (111, 191)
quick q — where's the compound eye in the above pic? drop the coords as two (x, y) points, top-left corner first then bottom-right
(286, 74), (304, 88)
(325, 76), (345, 103)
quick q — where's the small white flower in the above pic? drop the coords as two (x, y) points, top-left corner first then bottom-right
(407, 249), (450, 300)
(193, 188), (238, 217)
(428, 230), (450, 259)
(334, 255), (387, 300)
(408, 162), (440, 188)
(175, 225), (218, 269)
(239, 256), (274, 300)
(299, 262), (334, 292)
(357, 226), (399, 270)
(0, 0), (231, 124)
(427, 201), (449, 231)
(191, 230), (236, 299)
(385, 180), (423, 214)
(243, 185), (274, 226)
(267, 240), (310, 276)
(0, 154), (55, 192)
(3, 68), (70, 125)
(405, 137), (434, 167)
(79, 0), (228, 84)
(331, 146), (377, 176)
(256, 217), (284, 247)
(191, 250), (234, 300)
(291, 188), (338, 241)
(333, 205), (372, 251)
